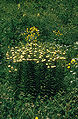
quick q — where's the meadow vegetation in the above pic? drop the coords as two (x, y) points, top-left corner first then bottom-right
(0, 0), (78, 119)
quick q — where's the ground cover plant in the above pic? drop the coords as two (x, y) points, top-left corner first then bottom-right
(0, 0), (78, 119)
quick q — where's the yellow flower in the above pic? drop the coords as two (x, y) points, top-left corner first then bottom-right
(28, 55), (31, 58)
(42, 59), (46, 62)
(11, 47), (14, 50)
(20, 55), (24, 59)
(71, 59), (76, 63)
(23, 33), (26, 35)
(60, 34), (63, 35)
(37, 13), (40, 16)
(36, 61), (39, 63)
(34, 50), (37, 53)
(35, 117), (38, 119)
(34, 55), (36, 57)
(53, 30), (56, 33)
(39, 56), (42, 58)
(22, 58), (26, 61)
(51, 66), (56, 68)
(7, 57), (9, 59)
(46, 55), (49, 58)
(63, 52), (65, 55)
(9, 70), (11, 72)
(18, 4), (20, 9)
(15, 69), (17, 71)
(46, 63), (48, 65)
(22, 52), (26, 55)
(6, 53), (9, 56)
(10, 57), (12, 59)
(26, 28), (29, 32)
(8, 65), (11, 67)
(33, 59), (37, 61)
(59, 57), (66, 59)
(18, 59), (22, 62)
(67, 66), (70, 69)
(30, 53), (33, 55)
(47, 49), (50, 52)
(13, 60), (16, 63)
(28, 59), (32, 61)
(22, 47), (25, 50)
(15, 47), (18, 49)
(11, 66), (13, 69)
(23, 14), (26, 17)
(47, 66), (50, 68)
(26, 58), (29, 61)
(58, 30), (60, 33)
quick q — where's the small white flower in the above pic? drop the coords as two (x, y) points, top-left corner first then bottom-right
(70, 81), (73, 83)
(72, 72), (76, 75)
(74, 41), (78, 45)
(8, 65), (11, 67)
(70, 71), (73, 72)
(15, 69), (17, 71)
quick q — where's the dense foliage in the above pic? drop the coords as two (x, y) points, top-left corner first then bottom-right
(0, 0), (78, 119)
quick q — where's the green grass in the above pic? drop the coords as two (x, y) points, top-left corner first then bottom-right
(0, 0), (78, 119)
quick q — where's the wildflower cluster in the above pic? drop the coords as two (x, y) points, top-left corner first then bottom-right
(53, 30), (63, 36)
(67, 58), (78, 69)
(6, 41), (67, 72)
(7, 65), (17, 72)
(21, 26), (40, 42)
